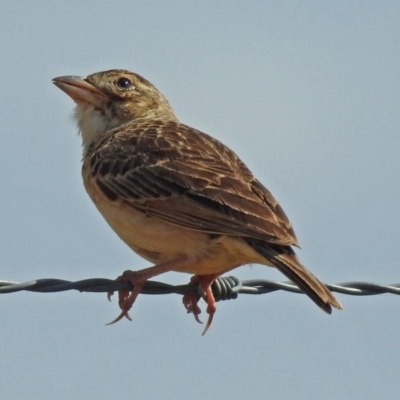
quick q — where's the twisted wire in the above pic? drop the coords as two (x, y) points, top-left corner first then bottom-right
(1, 276), (400, 301)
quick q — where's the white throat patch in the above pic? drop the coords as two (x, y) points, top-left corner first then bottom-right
(73, 104), (118, 151)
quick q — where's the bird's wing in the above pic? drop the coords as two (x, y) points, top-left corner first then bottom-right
(86, 121), (298, 246)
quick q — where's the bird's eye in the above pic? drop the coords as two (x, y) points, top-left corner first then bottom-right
(116, 77), (133, 89)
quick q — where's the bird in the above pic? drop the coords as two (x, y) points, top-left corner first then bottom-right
(53, 69), (342, 334)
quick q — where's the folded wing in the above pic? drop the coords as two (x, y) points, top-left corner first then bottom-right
(86, 120), (298, 246)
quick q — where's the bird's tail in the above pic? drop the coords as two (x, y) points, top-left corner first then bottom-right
(249, 239), (342, 313)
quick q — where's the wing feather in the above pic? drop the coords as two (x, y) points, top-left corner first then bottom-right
(85, 120), (298, 246)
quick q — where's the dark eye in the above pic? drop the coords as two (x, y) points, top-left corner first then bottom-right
(116, 77), (133, 89)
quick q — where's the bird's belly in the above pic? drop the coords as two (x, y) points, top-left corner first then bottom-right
(85, 185), (267, 275)
(99, 200), (209, 262)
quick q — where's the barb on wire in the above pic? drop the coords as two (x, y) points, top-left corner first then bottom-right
(1, 276), (400, 301)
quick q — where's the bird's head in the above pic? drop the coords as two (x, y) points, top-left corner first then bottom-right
(53, 69), (177, 149)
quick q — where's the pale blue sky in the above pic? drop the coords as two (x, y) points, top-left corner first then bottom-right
(1, 2), (400, 399)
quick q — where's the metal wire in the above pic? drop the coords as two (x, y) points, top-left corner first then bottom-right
(1, 276), (400, 300)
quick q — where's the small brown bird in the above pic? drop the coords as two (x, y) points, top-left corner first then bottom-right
(53, 69), (342, 333)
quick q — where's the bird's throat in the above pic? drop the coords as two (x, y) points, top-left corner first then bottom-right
(74, 104), (120, 151)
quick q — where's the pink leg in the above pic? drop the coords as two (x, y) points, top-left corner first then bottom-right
(107, 256), (199, 325)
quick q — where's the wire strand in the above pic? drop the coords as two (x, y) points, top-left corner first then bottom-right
(1, 276), (400, 300)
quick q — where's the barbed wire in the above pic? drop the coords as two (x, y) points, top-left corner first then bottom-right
(1, 276), (400, 301)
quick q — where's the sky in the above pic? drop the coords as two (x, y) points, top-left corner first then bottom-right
(1, 1), (400, 399)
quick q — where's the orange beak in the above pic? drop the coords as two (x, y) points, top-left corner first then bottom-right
(52, 75), (107, 108)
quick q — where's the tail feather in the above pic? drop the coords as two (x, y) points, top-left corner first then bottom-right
(249, 240), (342, 313)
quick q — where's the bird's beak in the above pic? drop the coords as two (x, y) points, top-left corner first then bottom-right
(52, 75), (108, 108)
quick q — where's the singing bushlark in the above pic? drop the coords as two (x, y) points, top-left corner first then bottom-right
(53, 69), (342, 333)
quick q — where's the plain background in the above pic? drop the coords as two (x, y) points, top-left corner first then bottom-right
(1, 2), (399, 399)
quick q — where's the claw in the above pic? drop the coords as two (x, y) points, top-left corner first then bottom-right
(106, 310), (132, 325)
(183, 294), (203, 323)
(202, 312), (214, 336)
(193, 313), (203, 324)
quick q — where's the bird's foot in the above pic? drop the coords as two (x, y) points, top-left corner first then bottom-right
(106, 257), (195, 325)
(106, 270), (146, 325)
(183, 274), (218, 335)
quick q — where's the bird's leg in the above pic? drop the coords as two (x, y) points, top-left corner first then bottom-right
(107, 256), (199, 325)
(182, 274), (219, 335)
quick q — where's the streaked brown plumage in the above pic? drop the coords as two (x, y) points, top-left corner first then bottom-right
(53, 69), (342, 333)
